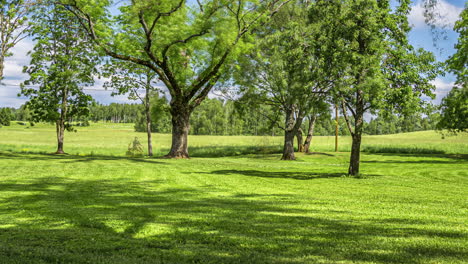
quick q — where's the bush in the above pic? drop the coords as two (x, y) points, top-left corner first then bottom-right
(126, 137), (144, 157)
(0, 108), (11, 126)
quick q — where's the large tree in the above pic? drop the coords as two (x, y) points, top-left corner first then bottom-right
(323, 0), (440, 176)
(0, 0), (31, 81)
(20, 3), (98, 154)
(236, 0), (337, 160)
(57, 0), (290, 158)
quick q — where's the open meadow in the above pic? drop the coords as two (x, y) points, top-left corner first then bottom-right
(0, 123), (467, 263)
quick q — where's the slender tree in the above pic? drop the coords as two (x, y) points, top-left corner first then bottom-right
(324, 0), (440, 176)
(57, 0), (290, 158)
(103, 60), (161, 156)
(20, 3), (98, 154)
(0, 0), (31, 81)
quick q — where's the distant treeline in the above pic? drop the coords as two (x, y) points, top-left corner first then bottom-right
(1, 96), (440, 136)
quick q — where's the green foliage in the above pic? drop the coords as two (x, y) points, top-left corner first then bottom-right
(439, 7), (467, 134)
(20, 3), (98, 129)
(437, 86), (468, 134)
(0, 107), (12, 126)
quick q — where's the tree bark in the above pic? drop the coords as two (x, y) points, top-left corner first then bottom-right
(145, 87), (153, 157)
(56, 119), (65, 154)
(348, 131), (362, 176)
(303, 115), (316, 153)
(296, 128), (304, 152)
(0, 55), (4, 81)
(281, 106), (303, 160)
(0, 55), (5, 82)
(348, 103), (364, 176)
(166, 104), (190, 158)
(55, 88), (68, 154)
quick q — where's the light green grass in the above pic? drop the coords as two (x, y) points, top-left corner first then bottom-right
(0, 123), (467, 263)
(1, 122), (467, 156)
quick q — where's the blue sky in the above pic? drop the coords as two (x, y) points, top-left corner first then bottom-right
(0, 0), (465, 108)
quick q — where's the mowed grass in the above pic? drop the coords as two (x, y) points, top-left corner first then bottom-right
(0, 123), (467, 263)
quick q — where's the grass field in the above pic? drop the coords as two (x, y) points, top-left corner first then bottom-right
(0, 122), (467, 263)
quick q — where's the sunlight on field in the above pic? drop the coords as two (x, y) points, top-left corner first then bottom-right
(0, 122), (467, 156)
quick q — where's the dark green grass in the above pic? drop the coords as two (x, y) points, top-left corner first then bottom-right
(0, 150), (467, 264)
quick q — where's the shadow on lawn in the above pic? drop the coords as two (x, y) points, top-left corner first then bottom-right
(363, 153), (468, 164)
(209, 169), (348, 180)
(0, 151), (167, 165)
(0, 177), (465, 263)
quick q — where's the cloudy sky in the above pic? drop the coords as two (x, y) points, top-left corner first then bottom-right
(0, 0), (465, 108)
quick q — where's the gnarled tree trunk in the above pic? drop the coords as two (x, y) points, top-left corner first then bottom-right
(166, 104), (190, 158)
(303, 115), (317, 153)
(281, 105), (304, 160)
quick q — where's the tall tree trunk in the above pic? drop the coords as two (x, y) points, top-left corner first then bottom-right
(145, 87), (153, 157)
(296, 128), (304, 152)
(55, 88), (68, 154)
(166, 104), (190, 158)
(303, 115), (317, 153)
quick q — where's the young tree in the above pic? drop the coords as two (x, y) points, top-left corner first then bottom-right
(20, 3), (98, 154)
(325, 0), (440, 176)
(58, 0), (290, 158)
(104, 61), (161, 156)
(0, 0), (31, 81)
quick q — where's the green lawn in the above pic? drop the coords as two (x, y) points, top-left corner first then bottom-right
(0, 123), (467, 263)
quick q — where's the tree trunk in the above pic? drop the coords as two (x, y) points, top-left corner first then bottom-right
(56, 120), (65, 154)
(296, 128), (304, 152)
(55, 88), (68, 154)
(145, 88), (153, 157)
(348, 105), (364, 176)
(303, 115), (317, 153)
(282, 129), (296, 160)
(166, 105), (190, 158)
(281, 106), (303, 160)
(348, 132), (362, 176)
(0, 55), (4, 81)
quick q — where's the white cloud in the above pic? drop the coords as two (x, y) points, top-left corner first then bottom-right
(408, 0), (464, 29)
(431, 77), (454, 104)
(2, 38), (34, 85)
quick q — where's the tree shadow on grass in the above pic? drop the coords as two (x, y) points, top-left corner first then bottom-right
(209, 169), (348, 180)
(362, 153), (468, 164)
(0, 151), (167, 165)
(0, 177), (466, 263)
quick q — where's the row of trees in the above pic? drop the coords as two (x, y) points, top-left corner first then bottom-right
(1, 0), (466, 176)
(2, 96), (442, 136)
